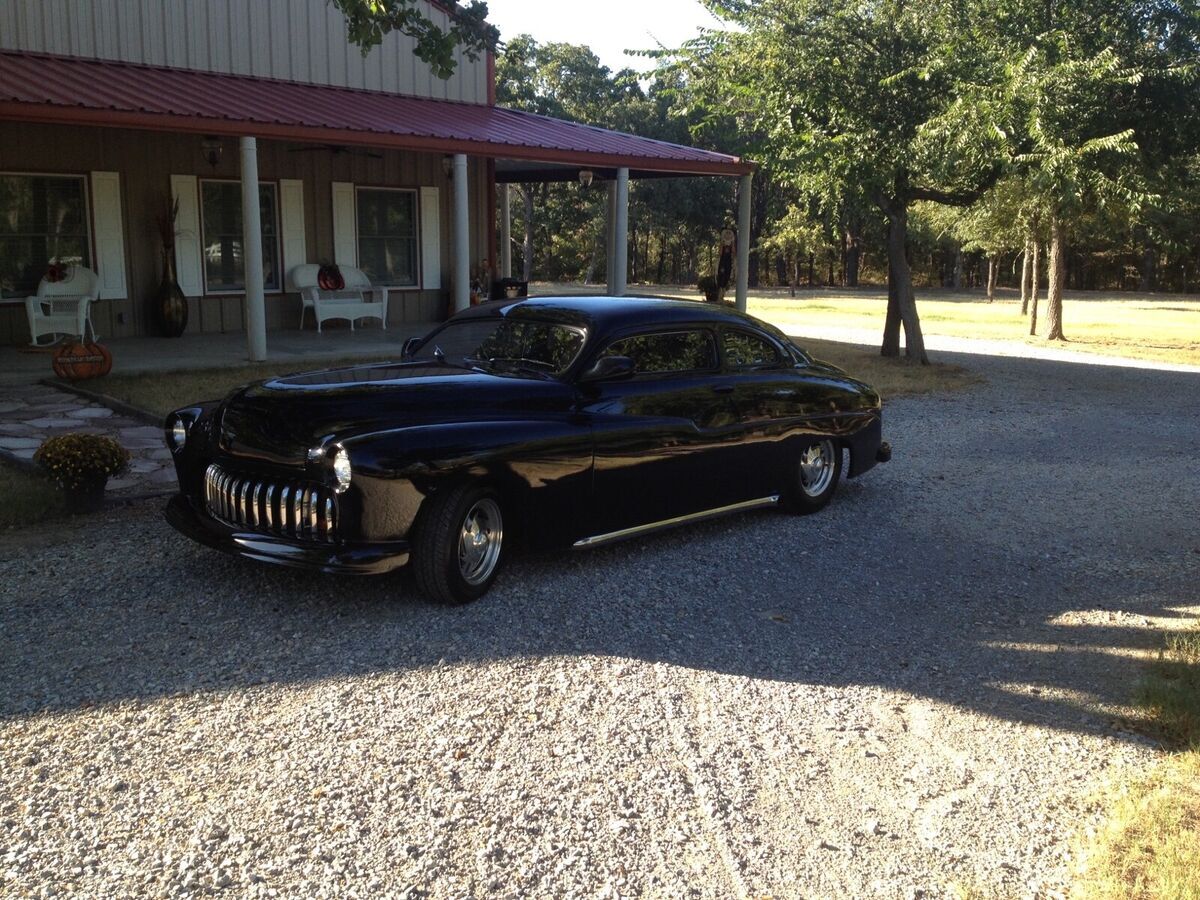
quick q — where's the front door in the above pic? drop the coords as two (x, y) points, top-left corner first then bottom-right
(580, 328), (744, 537)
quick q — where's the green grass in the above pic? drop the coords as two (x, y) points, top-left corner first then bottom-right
(84, 356), (398, 420)
(1074, 621), (1200, 899)
(0, 461), (68, 529)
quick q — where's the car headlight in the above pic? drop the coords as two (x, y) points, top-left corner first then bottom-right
(167, 415), (191, 453)
(331, 446), (352, 493)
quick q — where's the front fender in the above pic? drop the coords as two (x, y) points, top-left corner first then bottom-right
(343, 419), (594, 548)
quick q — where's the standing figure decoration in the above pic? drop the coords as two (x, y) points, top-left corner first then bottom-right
(717, 227), (736, 302)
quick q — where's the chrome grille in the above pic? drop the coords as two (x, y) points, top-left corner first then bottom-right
(204, 464), (337, 542)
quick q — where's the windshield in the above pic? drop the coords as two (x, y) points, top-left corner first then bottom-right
(409, 318), (587, 377)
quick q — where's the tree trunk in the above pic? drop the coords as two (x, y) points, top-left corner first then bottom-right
(986, 256), (997, 302)
(952, 247), (963, 291)
(844, 223), (861, 287)
(539, 184), (551, 277)
(776, 252), (788, 287)
(881, 203), (928, 364)
(1019, 241), (1031, 314)
(1139, 246), (1156, 292)
(1028, 241), (1041, 336)
(807, 253), (815, 287)
(1045, 219), (1066, 341)
(827, 252), (835, 287)
(656, 234), (667, 284)
(521, 185), (534, 283)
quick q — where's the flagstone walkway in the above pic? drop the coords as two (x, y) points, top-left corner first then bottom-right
(0, 384), (174, 496)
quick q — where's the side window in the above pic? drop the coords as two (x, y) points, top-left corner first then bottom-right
(724, 329), (783, 369)
(600, 330), (717, 375)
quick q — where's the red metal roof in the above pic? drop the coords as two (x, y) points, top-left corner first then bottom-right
(0, 51), (753, 177)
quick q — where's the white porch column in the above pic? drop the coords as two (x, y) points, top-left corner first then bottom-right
(614, 167), (629, 296)
(736, 172), (752, 313)
(500, 183), (512, 278)
(241, 137), (266, 361)
(453, 153), (470, 313)
(606, 181), (617, 293)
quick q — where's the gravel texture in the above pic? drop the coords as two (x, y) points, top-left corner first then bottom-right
(2, 350), (1198, 899)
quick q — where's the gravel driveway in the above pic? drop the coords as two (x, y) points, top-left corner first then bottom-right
(2, 350), (1198, 899)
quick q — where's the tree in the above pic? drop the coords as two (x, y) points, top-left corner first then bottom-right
(687, 0), (1009, 364)
(333, 0), (499, 78)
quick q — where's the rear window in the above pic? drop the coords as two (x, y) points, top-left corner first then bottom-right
(598, 330), (717, 375)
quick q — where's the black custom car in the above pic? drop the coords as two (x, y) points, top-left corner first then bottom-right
(165, 297), (890, 603)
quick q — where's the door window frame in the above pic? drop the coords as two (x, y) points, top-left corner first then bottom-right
(592, 326), (721, 379)
(198, 178), (283, 297)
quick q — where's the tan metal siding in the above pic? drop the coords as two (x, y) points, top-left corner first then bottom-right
(0, 0), (487, 103)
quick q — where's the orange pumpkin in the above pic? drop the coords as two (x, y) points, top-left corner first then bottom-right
(53, 337), (112, 380)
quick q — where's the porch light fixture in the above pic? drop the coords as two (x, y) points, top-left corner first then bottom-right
(578, 169), (595, 188)
(200, 137), (223, 170)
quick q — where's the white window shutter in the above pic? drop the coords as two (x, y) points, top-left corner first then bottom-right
(279, 179), (307, 290)
(90, 172), (128, 300)
(420, 186), (441, 291)
(170, 175), (204, 297)
(331, 182), (357, 267)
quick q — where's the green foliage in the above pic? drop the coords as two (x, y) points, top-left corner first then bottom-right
(331, 0), (498, 78)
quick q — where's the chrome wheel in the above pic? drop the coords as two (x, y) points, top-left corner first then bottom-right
(457, 498), (503, 586)
(799, 440), (837, 498)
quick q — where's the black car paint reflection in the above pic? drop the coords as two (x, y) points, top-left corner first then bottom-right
(164, 297), (887, 578)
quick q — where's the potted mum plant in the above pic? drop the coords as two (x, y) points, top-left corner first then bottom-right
(34, 434), (130, 512)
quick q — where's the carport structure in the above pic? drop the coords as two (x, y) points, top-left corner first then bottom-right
(0, 50), (754, 359)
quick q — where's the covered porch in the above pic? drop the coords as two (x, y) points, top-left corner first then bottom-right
(0, 50), (754, 363)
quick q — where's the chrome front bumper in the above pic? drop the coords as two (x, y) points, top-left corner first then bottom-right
(165, 495), (410, 575)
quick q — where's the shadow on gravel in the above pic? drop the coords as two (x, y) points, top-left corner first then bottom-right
(2, 351), (1198, 742)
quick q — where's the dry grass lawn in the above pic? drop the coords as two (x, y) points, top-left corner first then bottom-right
(542, 283), (1200, 367)
(1075, 623), (1200, 899)
(0, 462), (68, 529)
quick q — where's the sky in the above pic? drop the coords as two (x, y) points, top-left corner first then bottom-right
(483, 0), (723, 73)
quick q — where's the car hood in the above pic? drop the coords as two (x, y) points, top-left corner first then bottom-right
(217, 362), (574, 463)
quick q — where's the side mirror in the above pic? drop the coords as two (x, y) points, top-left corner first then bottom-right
(580, 355), (635, 382)
(401, 336), (422, 359)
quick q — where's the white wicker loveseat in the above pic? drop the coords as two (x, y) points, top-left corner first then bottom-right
(291, 264), (389, 333)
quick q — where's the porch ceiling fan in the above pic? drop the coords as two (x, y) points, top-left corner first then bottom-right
(288, 144), (384, 160)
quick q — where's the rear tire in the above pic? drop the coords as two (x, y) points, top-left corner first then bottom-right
(784, 438), (841, 515)
(412, 483), (505, 605)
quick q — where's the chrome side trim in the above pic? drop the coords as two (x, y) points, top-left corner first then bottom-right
(573, 495), (781, 549)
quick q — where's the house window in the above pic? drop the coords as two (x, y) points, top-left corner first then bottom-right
(356, 188), (418, 286)
(200, 180), (280, 294)
(0, 173), (91, 298)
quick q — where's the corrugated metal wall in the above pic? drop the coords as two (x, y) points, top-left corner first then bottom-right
(0, 122), (491, 345)
(0, 0), (489, 104)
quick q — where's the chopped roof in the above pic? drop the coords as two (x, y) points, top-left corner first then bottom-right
(0, 50), (754, 177)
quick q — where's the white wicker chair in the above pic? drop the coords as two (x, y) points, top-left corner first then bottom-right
(291, 264), (389, 333)
(24, 266), (100, 346)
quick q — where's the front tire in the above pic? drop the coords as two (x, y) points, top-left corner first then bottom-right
(412, 483), (505, 605)
(785, 438), (842, 514)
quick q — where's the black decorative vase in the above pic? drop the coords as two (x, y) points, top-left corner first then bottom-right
(155, 253), (188, 338)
